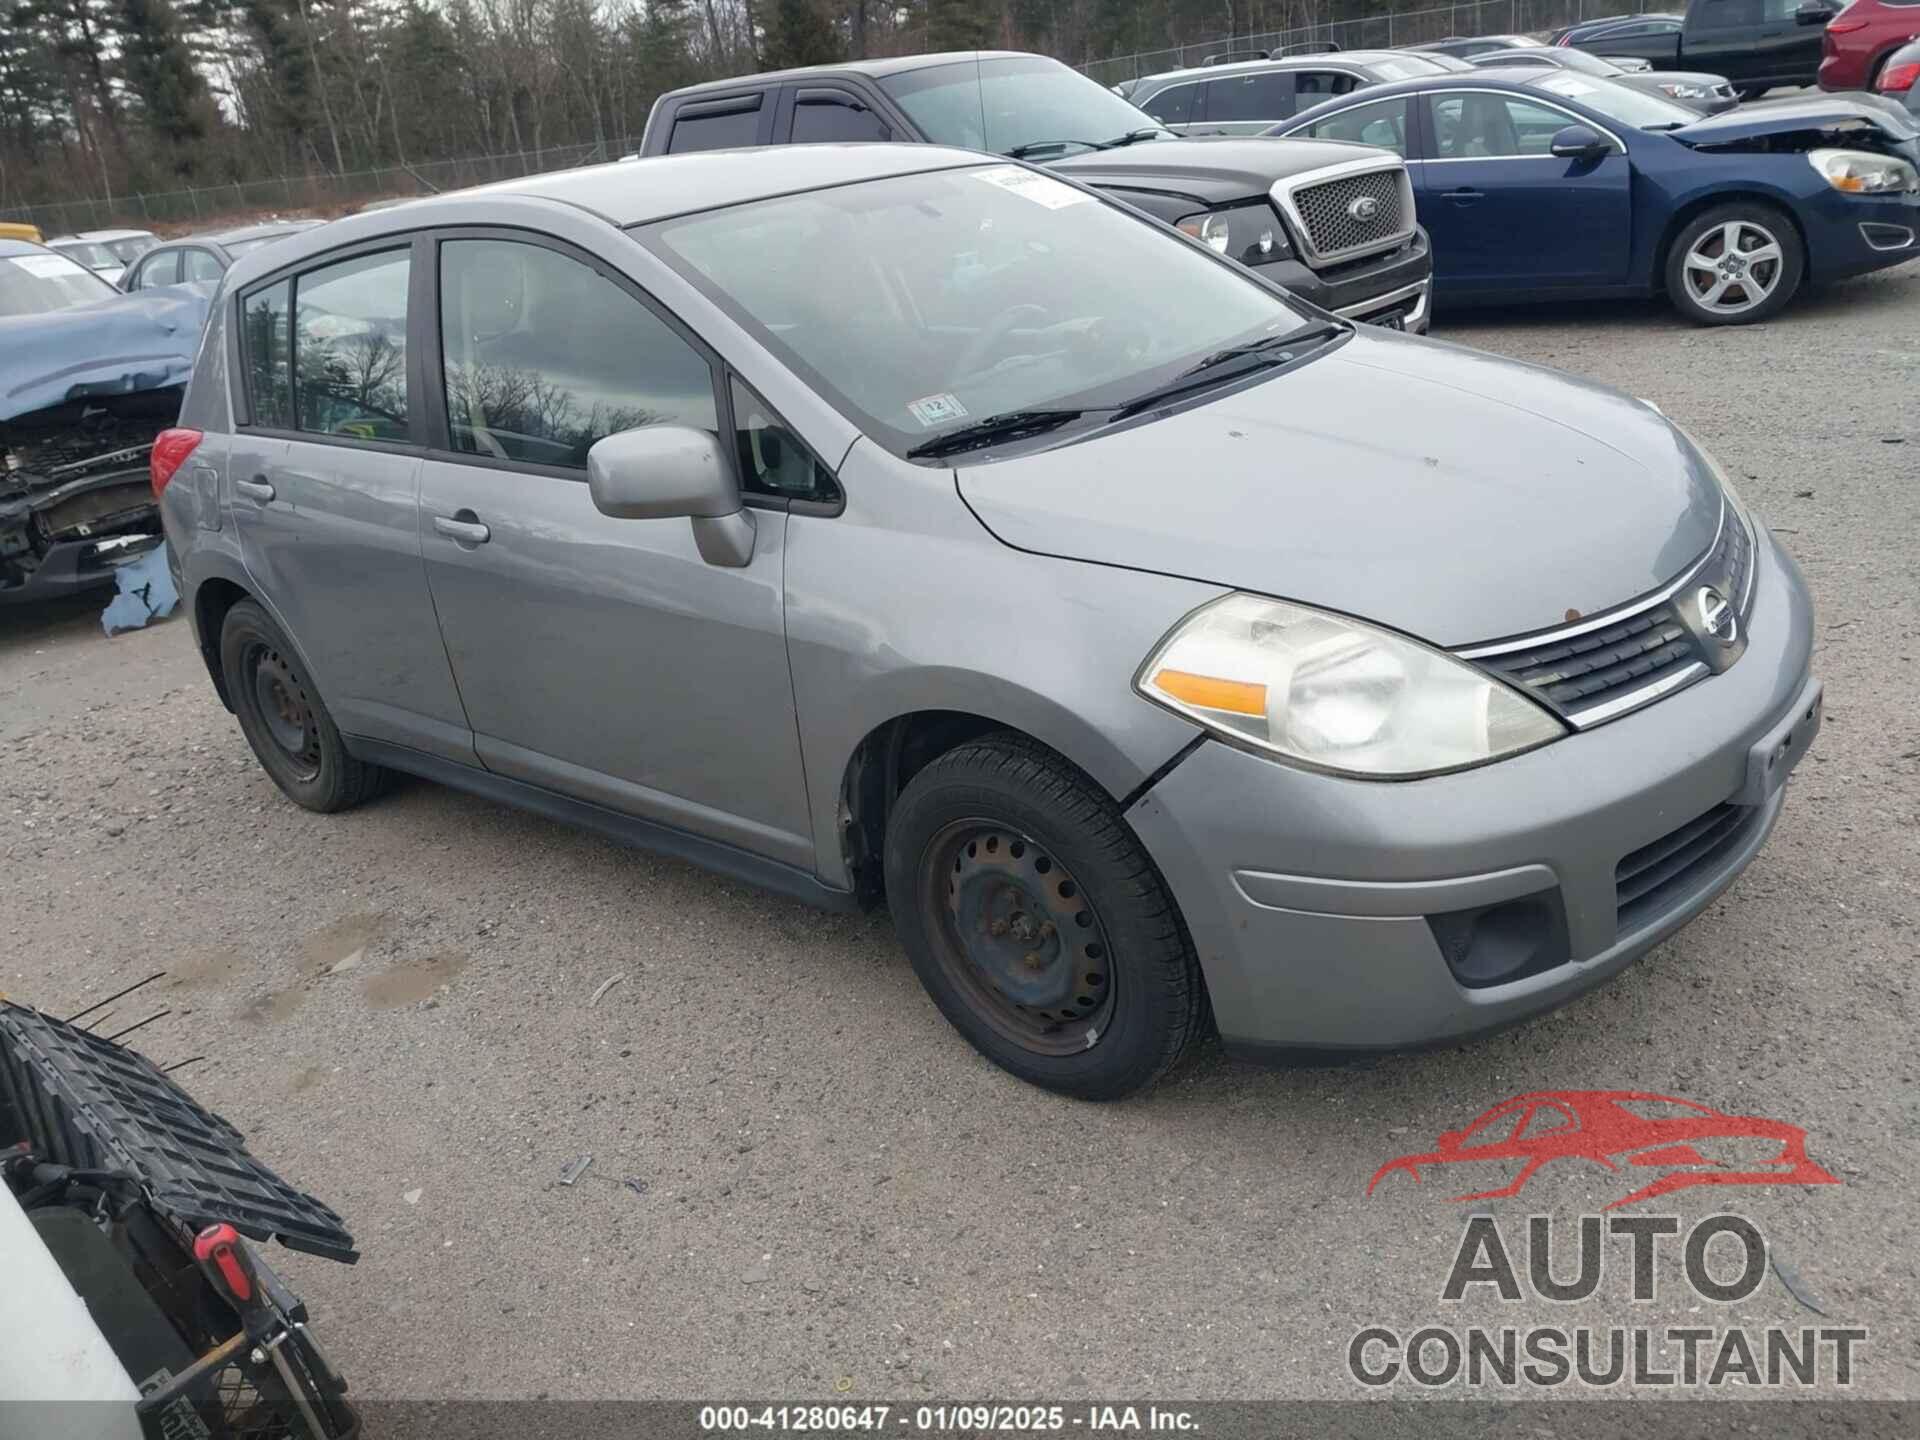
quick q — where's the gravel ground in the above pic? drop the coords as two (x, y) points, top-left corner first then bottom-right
(3, 268), (1917, 1408)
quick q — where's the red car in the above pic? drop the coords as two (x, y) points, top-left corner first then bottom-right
(1367, 1090), (1840, 1210)
(1817, 0), (1920, 92)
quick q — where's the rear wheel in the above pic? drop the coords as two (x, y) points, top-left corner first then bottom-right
(220, 600), (386, 812)
(1665, 203), (1803, 326)
(883, 734), (1205, 1100)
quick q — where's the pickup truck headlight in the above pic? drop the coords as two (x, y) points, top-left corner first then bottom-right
(1176, 203), (1290, 264)
(1807, 148), (1920, 195)
(1136, 594), (1566, 778)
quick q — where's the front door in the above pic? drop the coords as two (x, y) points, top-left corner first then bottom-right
(226, 243), (473, 762)
(414, 233), (815, 865)
(1413, 90), (1633, 291)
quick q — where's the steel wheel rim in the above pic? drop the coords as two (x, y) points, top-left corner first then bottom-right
(1682, 220), (1785, 315)
(248, 642), (320, 781)
(920, 820), (1116, 1057)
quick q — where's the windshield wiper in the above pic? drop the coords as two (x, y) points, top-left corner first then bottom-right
(1112, 324), (1347, 420)
(1094, 127), (1167, 149)
(1004, 138), (1101, 158)
(904, 408), (1099, 460)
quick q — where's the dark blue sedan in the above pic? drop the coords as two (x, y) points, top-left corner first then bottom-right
(1269, 71), (1920, 324)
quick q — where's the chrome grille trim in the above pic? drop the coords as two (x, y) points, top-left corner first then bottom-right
(1269, 156), (1417, 268)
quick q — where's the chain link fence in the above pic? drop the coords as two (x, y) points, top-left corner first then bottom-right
(3, 141), (613, 235)
(1080, 0), (1621, 87)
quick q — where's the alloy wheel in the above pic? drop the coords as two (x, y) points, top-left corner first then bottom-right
(1682, 220), (1785, 317)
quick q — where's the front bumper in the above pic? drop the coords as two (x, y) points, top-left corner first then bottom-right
(1253, 228), (1432, 335)
(0, 530), (161, 605)
(1804, 185), (1920, 282)
(1127, 530), (1818, 1056)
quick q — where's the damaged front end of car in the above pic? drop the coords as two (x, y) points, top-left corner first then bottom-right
(0, 284), (211, 606)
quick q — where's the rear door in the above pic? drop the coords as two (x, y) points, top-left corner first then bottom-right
(1412, 88), (1633, 290)
(226, 241), (474, 763)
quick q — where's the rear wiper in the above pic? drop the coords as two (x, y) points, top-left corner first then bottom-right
(1112, 324), (1347, 419)
(1004, 139), (1099, 158)
(905, 408), (1098, 460)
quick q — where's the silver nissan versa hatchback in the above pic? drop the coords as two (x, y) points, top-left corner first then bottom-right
(158, 146), (1821, 1099)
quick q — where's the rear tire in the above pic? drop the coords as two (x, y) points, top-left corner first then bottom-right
(220, 600), (386, 813)
(1664, 202), (1803, 326)
(883, 733), (1205, 1100)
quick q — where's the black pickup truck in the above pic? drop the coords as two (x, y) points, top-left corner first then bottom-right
(1569, 1), (1832, 96)
(639, 51), (1433, 333)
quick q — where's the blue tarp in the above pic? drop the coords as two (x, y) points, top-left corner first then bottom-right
(100, 542), (179, 635)
(1, 282), (215, 425)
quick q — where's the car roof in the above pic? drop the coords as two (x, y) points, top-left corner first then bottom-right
(661, 50), (1042, 98)
(157, 219), (323, 247)
(72, 228), (155, 241)
(1139, 49), (1442, 86)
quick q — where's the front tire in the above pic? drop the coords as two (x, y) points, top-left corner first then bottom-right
(1665, 203), (1803, 326)
(220, 600), (387, 813)
(883, 734), (1205, 1100)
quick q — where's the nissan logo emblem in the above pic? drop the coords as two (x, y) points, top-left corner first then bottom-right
(1348, 195), (1381, 222)
(1697, 585), (1738, 646)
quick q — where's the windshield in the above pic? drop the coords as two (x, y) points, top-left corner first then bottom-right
(0, 251), (118, 315)
(879, 56), (1169, 157)
(1550, 48), (1623, 77)
(1530, 71), (1696, 127)
(646, 164), (1311, 459)
(52, 240), (121, 270)
(104, 235), (154, 263)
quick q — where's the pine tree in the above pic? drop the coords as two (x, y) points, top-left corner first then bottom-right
(759, 0), (841, 70)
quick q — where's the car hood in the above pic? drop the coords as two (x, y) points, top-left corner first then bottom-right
(1668, 92), (1920, 146)
(954, 332), (1724, 647)
(1050, 135), (1384, 203)
(0, 282), (213, 424)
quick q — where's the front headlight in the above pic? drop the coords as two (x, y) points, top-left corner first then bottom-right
(1657, 82), (1709, 99)
(1136, 594), (1567, 778)
(1807, 148), (1920, 195)
(1176, 202), (1289, 264)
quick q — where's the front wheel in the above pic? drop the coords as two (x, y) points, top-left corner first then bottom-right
(1665, 204), (1804, 326)
(883, 734), (1206, 1100)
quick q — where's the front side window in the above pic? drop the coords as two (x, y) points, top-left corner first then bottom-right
(131, 251), (179, 289)
(294, 249), (410, 440)
(880, 56), (1167, 157)
(1293, 70), (1361, 100)
(241, 279), (293, 429)
(647, 164), (1310, 460)
(1292, 97), (1410, 156)
(791, 91), (889, 142)
(1430, 92), (1584, 157)
(439, 238), (716, 470)
(1140, 81), (1197, 126)
(1205, 70), (1294, 122)
(731, 377), (839, 505)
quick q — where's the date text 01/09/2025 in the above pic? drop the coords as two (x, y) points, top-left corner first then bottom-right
(698, 1404), (1200, 1432)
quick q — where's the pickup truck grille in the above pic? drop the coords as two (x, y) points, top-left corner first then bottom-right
(1275, 163), (1416, 266)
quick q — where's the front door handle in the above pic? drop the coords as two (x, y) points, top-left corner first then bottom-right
(433, 512), (491, 546)
(1443, 187), (1485, 204)
(235, 476), (275, 502)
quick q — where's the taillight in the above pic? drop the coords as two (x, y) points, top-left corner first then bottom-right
(1881, 61), (1920, 92)
(149, 427), (203, 497)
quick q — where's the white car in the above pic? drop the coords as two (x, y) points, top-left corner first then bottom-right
(43, 228), (160, 288)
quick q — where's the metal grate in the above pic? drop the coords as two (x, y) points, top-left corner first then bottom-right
(1287, 168), (1410, 262)
(1615, 800), (1762, 934)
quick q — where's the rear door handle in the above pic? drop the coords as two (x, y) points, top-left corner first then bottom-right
(1443, 187), (1484, 204)
(433, 513), (491, 546)
(235, 476), (275, 502)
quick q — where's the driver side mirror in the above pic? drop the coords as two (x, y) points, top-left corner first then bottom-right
(1549, 124), (1612, 161)
(587, 425), (755, 567)
(1794, 1), (1837, 24)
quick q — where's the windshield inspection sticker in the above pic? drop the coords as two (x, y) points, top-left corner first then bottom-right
(908, 393), (969, 428)
(11, 254), (87, 279)
(974, 165), (1092, 209)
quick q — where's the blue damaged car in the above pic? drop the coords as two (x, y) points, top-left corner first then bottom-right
(1270, 70), (1920, 324)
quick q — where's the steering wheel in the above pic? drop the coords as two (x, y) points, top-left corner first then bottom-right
(955, 303), (1051, 378)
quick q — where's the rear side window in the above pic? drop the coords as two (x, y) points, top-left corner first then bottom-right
(668, 100), (762, 153)
(1204, 70), (1292, 122)
(293, 249), (411, 439)
(791, 91), (890, 142)
(1140, 81), (1197, 126)
(438, 238), (716, 470)
(241, 279), (293, 428)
